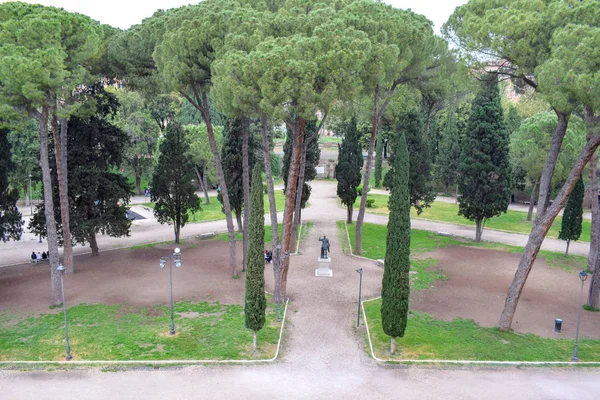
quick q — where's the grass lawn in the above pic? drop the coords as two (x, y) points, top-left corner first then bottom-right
(143, 191), (286, 223)
(355, 195), (591, 242)
(339, 222), (587, 272)
(0, 299), (283, 361)
(363, 299), (600, 362)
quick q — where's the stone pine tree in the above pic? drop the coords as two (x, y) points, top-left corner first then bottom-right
(151, 122), (200, 243)
(559, 176), (584, 256)
(245, 165), (266, 352)
(336, 116), (363, 224)
(0, 128), (22, 242)
(381, 133), (411, 355)
(458, 76), (512, 242)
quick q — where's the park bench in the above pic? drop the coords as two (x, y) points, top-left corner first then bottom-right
(29, 258), (49, 265)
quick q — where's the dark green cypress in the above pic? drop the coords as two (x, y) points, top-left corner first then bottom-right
(559, 176), (584, 256)
(380, 133), (411, 355)
(458, 75), (512, 242)
(336, 116), (363, 223)
(0, 128), (22, 242)
(245, 165), (266, 351)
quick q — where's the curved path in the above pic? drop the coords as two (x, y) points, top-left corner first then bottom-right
(1, 181), (599, 399)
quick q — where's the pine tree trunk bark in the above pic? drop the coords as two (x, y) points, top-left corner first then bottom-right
(423, 103), (434, 141)
(347, 204), (353, 224)
(565, 239), (570, 256)
(194, 166), (204, 193)
(390, 336), (396, 355)
(499, 130), (600, 330)
(280, 118), (305, 298)
(236, 212), (242, 232)
(356, 88), (380, 255)
(195, 91), (237, 277)
(537, 111), (569, 217)
(253, 330), (257, 352)
(202, 162), (210, 204)
(90, 234), (99, 256)
(291, 137), (308, 248)
(261, 118), (281, 302)
(527, 177), (538, 222)
(242, 119), (251, 273)
(587, 107), (600, 308)
(135, 174), (142, 196)
(32, 104), (62, 306)
(52, 116), (73, 274)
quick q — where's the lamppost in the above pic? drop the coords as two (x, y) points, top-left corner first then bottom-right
(160, 248), (182, 335)
(572, 269), (588, 362)
(355, 268), (363, 328)
(57, 264), (72, 361)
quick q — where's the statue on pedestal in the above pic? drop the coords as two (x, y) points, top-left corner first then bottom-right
(319, 236), (330, 259)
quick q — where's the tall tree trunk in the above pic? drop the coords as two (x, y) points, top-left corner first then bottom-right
(24, 184), (30, 207)
(475, 217), (483, 242)
(261, 118), (280, 302)
(527, 176), (539, 222)
(390, 337), (396, 355)
(499, 129), (600, 331)
(347, 204), (353, 224)
(355, 88), (380, 254)
(236, 212), (243, 232)
(192, 91), (237, 277)
(32, 104), (62, 306)
(242, 119), (251, 273)
(537, 111), (570, 217)
(587, 107), (600, 308)
(52, 116), (73, 275)
(202, 162), (210, 204)
(194, 166), (204, 192)
(565, 239), (570, 256)
(253, 330), (257, 352)
(280, 118), (305, 298)
(291, 138), (308, 248)
(423, 102), (434, 141)
(90, 234), (99, 256)
(174, 212), (181, 244)
(135, 174), (142, 196)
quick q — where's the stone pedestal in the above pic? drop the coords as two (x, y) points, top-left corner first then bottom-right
(315, 257), (333, 277)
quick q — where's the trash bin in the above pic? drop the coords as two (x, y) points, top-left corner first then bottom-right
(554, 318), (563, 333)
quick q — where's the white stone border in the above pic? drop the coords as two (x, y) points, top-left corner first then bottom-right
(361, 297), (600, 365)
(0, 299), (289, 366)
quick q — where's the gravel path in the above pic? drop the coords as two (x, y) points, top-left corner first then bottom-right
(2, 181), (600, 399)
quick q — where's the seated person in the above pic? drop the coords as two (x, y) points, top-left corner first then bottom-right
(266, 250), (273, 263)
(41, 251), (48, 260)
(31, 251), (37, 260)
(264, 250), (269, 263)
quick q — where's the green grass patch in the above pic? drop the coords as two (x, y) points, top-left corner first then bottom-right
(355, 196), (591, 242)
(143, 192), (286, 223)
(0, 299), (282, 361)
(363, 299), (600, 361)
(341, 222), (586, 272)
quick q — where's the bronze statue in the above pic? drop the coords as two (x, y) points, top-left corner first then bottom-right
(319, 236), (330, 259)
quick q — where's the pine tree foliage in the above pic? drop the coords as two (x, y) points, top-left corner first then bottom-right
(336, 116), (363, 223)
(151, 122), (200, 243)
(458, 76), (512, 241)
(245, 165), (266, 340)
(559, 175), (583, 252)
(0, 128), (22, 242)
(381, 133), (411, 347)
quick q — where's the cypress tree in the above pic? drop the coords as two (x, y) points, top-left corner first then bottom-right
(336, 116), (363, 223)
(458, 76), (512, 242)
(245, 165), (266, 351)
(0, 128), (22, 242)
(559, 176), (584, 256)
(380, 133), (411, 355)
(151, 122), (200, 243)
(436, 109), (461, 195)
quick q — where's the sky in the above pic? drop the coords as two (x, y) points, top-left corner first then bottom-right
(1, 0), (469, 34)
